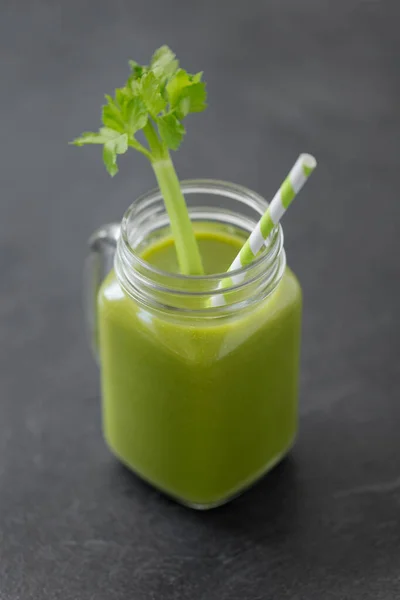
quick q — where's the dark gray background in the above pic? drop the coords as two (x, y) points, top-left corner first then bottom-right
(1, 1), (400, 598)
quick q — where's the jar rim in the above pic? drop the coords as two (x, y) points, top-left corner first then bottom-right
(115, 178), (286, 314)
(120, 178), (282, 282)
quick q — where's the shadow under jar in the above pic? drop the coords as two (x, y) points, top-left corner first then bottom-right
(89, 180), (302, 509)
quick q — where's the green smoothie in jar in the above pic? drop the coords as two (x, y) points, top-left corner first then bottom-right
(73, 45), (314, 508)
(98, 220), (302, 507)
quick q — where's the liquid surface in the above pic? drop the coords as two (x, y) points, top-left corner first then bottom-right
(98, 227), (302, 507)
(141, 227), (246, 274)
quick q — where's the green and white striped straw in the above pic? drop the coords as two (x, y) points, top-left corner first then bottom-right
(212, 153), (317, 307)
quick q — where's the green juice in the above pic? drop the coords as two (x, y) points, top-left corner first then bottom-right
(98, 228), (302, 508)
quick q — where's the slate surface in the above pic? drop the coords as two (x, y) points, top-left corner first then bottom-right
(1, 1), (400, 598)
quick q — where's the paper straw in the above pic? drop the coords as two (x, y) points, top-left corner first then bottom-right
(212, 153), (317, 307)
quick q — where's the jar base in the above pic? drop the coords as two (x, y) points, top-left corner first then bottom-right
(181, 448), (294, 510)
(108, 436), (296, 511)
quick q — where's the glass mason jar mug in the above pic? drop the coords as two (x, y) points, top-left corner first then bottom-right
(85, 180), (302, 509)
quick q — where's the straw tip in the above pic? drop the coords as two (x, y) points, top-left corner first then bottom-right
(300, 153), (317, 175)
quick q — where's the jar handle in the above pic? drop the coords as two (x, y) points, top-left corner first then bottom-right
(84, 223), (120, 362)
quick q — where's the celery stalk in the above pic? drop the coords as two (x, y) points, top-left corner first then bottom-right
(151, 155), (203, 275)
